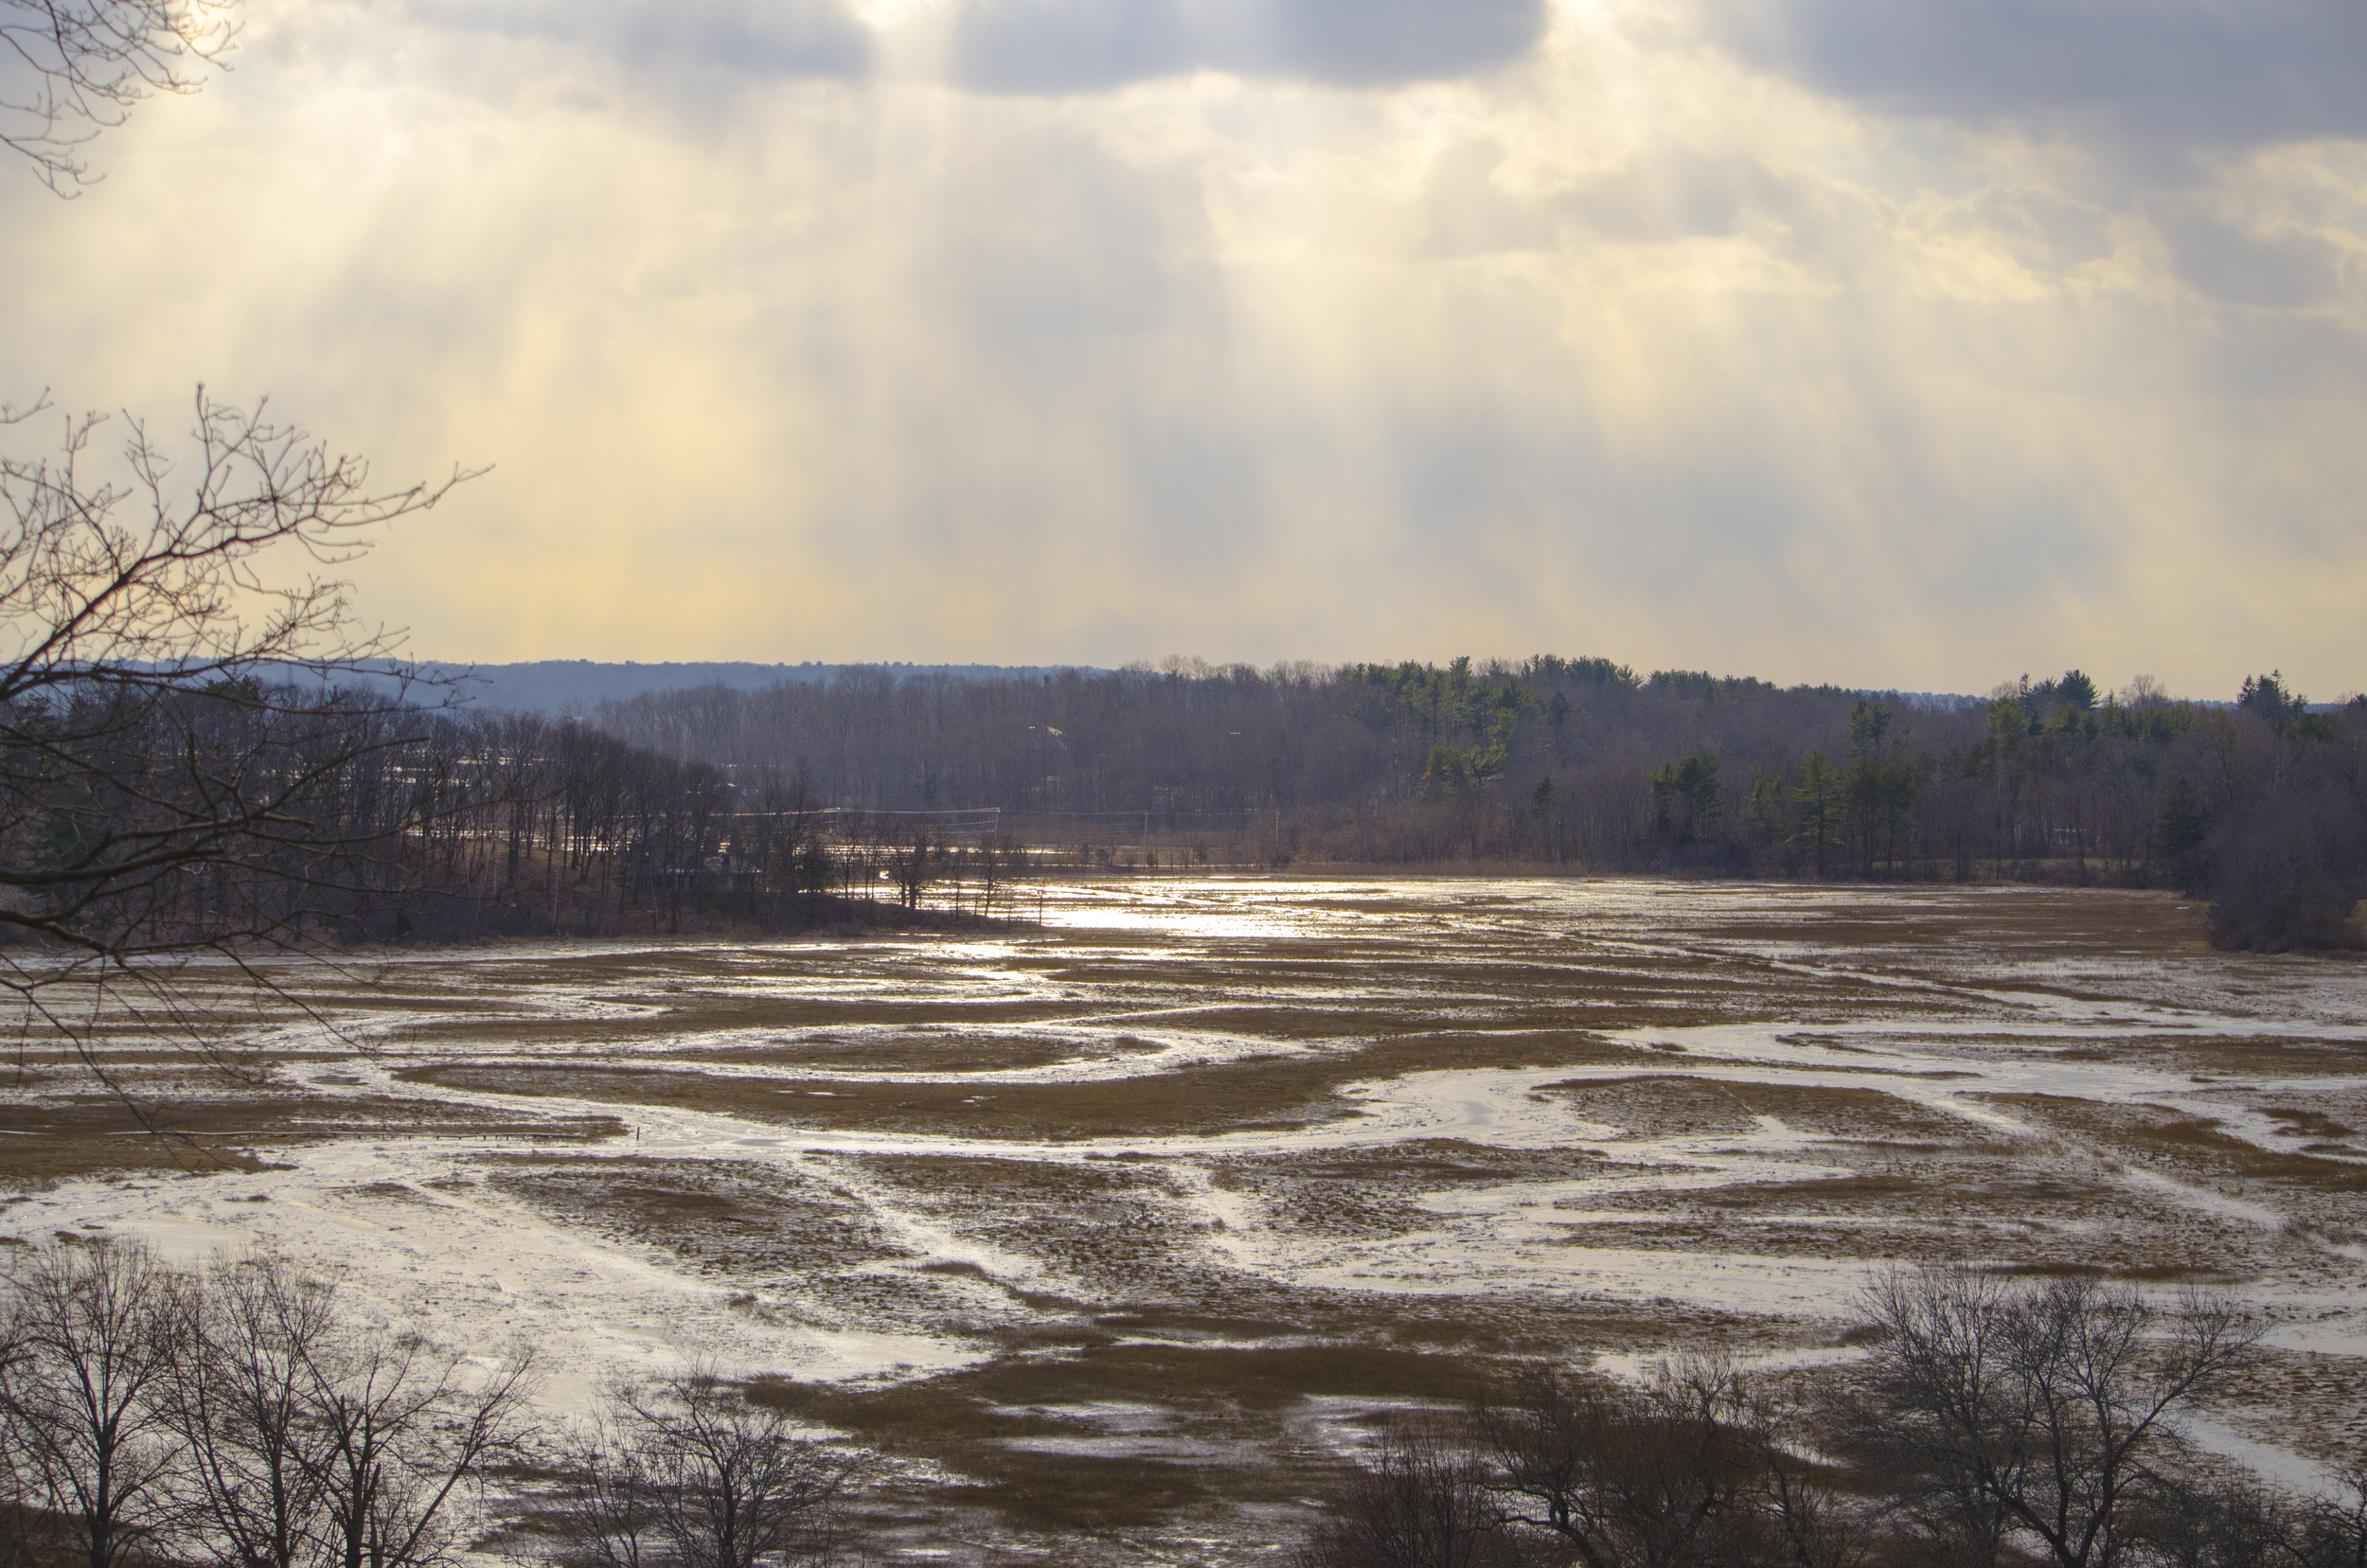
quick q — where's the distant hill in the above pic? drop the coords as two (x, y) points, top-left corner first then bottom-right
(310, 661), (1994, 715)
(303, 661), (2301, 718)
(350, 661), (1106, 713)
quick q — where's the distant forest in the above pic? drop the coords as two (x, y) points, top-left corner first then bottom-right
(9, 658), (2362, 965)
(538, 656), (2367, 952)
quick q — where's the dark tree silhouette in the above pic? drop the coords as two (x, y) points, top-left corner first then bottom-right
(558, 1373), (858, 1568)
(0, 391), (473, 1086)
(1846, 1268), (2257, 1568)
(0, 1238), (189, 1568)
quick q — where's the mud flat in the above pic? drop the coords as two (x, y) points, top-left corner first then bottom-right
(5, 879), (2364, 1563)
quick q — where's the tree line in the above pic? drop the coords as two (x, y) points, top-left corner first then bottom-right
(587, 659), (2367, 952)
(367, 708), (1026, 939)
(9, 656), (2361, 987)
(1, 677), (1021, 999)
(9, 1240), (2359, 1568)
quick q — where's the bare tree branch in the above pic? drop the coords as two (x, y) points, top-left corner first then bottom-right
(0, 387), (482, 1129)
(1, 0), (236, 194)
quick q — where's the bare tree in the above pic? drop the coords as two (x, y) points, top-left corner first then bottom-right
(2261, 1463), (2367, 1568)
(0, 389), (476, 1101)
(1849, 1267), (2259, 1568)
(0, 1281), (48, 1568)
(0, 1237), (192, 1568)
(1467, 1356), (1866, 1568)
(0, 1245), (538, 1568)
(5, 0), (481, 1119)
(557, 1373), (857, 1568)
(164, 1253), (339, 1568)
(1650, 1356), (1864, 1568)
(2126, 1472), (2306, 1568)
(0, 0), (235, 193)
(1288, 1425), (1547, 1568)
(886, 828), (936, 911)
(553, 1422), (661, 1568)
(298, 1327), (531, 1568)
(1469, 1361), (1768, 1568)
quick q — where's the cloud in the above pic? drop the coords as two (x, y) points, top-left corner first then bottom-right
(1423, 141), (1821, 258)
(948, 0), (1547, 93)
(397, 0), (874, 81)
(4, 0), (2364, 698)
(1694, 0), (2367, 150)
(2153, 207), (2347, 307)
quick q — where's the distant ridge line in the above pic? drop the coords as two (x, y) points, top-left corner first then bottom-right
(337, 660), (1109, 713)
(300, 660), (2281, 717)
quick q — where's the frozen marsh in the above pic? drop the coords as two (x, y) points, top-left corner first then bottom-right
(5, 878), (2363, 1560)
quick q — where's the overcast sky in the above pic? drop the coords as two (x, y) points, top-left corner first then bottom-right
(5, 0), (2362, 696)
